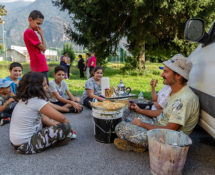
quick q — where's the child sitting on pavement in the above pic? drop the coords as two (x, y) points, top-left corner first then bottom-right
(0, 79), (16, 126)
(10, 72), (76, 154)
(5, 62), (23, 95)
(49, 66), (83, 113)
(81, 66), (104, 109)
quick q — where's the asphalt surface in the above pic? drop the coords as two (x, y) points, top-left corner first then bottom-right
(0, 107), (214, 175)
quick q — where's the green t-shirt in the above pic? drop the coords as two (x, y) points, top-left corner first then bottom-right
(156, 85), (200, 135)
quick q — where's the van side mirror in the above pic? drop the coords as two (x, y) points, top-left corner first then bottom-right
(184, 18), (209, 44)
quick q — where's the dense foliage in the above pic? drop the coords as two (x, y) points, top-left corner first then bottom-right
(53, 0), (215, 68)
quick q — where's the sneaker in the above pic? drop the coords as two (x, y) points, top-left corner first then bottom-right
(0, 118), (10, 126)
(70, 131), (77, 139)
(114, 138), (146, 152)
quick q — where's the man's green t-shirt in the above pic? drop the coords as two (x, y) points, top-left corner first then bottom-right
(156, 85), (200, 135)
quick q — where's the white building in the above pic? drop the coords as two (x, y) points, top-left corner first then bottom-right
(7, 45), (58, 62)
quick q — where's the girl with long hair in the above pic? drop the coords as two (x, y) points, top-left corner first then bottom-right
(81, 66), (104, 109)
(10, 72), (74, 154)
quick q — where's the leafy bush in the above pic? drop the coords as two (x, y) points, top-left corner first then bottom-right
(152, 70), (161, 76)
(121, 56), (138, 71)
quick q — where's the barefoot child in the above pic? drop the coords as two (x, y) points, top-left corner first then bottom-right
(10, 72), (75, 154)
(49, 66), (83, 113)
(0, 79), (16, 126)
(5, 62), (23, 95)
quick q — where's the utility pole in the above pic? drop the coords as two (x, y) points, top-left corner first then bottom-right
(2, 20), (4, 59)
(2, 20), (6, 60)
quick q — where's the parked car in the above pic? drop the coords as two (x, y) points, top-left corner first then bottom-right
(184, 18), (215, 139)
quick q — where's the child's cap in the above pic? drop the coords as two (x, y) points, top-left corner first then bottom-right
(0, 79), (12, 88)
(159, 66), (164, 70)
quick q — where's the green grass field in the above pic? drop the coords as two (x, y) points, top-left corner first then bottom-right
(0, 61), (164, 100)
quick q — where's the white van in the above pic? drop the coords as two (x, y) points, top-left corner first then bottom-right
(184, 18), (215, 139)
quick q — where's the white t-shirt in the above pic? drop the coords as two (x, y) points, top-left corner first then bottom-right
(49, 79), (69, 102)
(10, 97), (48, 145)
(151, 85), (172, 110)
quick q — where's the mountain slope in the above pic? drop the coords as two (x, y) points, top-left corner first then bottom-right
(1, 0), (72, 48)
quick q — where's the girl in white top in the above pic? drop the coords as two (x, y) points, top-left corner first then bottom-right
(10, 72), (73, 154)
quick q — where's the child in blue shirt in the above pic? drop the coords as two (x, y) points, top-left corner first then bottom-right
(5, 62), (23, 95)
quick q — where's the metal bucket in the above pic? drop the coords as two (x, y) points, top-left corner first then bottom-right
(92, 108), (123, 143)
(147, 129), (192, 175)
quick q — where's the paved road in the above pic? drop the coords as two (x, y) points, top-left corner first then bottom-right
(0, 107), (214, 175)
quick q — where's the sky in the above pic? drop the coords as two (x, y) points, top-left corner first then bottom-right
(0, 0), (35, 2)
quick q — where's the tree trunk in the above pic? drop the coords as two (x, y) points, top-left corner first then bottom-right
(138, 43), (145, 70)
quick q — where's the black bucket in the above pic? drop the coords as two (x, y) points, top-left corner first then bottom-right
(93, 117), (122, 143)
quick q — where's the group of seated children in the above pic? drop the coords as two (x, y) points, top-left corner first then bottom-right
(0, 62), (108, 154)
(0, 63), (84, 154)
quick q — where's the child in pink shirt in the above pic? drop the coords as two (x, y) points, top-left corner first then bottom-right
(24, 10), (48, 83)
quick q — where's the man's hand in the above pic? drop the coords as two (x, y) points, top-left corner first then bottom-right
(150, 79), (158, 88)
(129, 103), (141, 113)
(98, 97), (104, 102)
(132, 117), (143, 127)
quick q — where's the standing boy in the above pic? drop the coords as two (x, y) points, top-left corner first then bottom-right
(23, 10), (48, 83)
(5, 62), (23, 94)
(0, 79), (16, 126)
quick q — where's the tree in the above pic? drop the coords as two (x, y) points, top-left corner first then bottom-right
(53, 0), (215, 69)
(0, 5), (7, 41)
(0, 4), (6, 23)
(0, 43), (3, 55)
